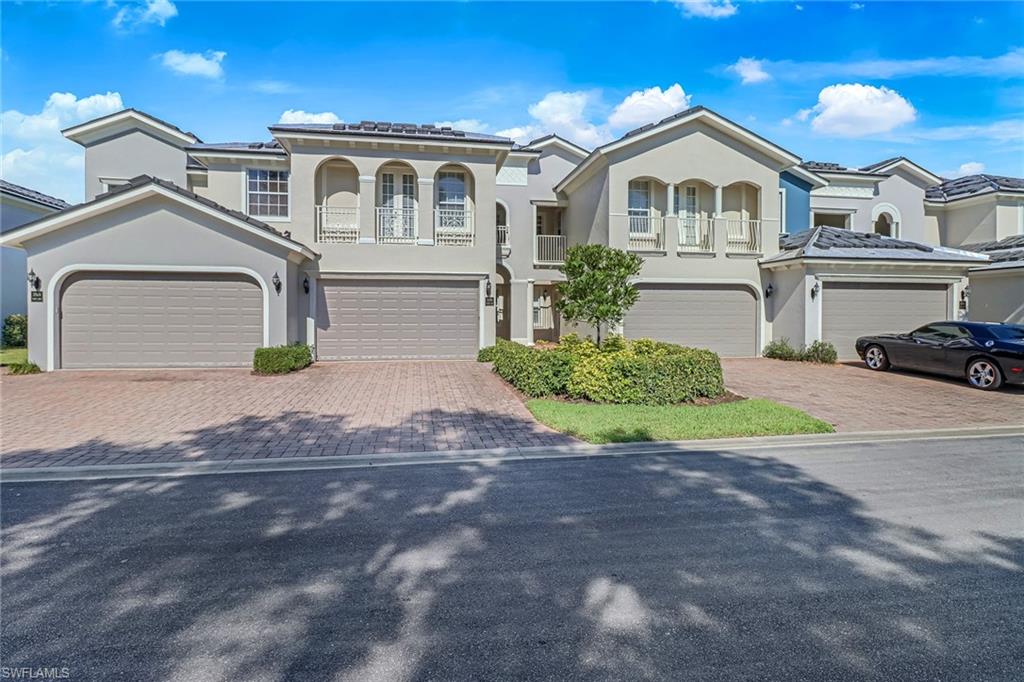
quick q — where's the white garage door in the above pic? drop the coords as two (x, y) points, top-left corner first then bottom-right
(625, 284), (758, 357)
(61, 272), (263, 368)
(317, 279), (479, 360)
(822, 281), (950, 359)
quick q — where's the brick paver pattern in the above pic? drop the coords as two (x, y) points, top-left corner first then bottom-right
(723, 358), (1024, 432)
(0, 362), (575, 469)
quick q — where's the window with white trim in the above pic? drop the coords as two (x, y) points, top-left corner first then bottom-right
(628, 180), (651, 234)
(437, 171), (466, 212)
(246, 169), (289, 218)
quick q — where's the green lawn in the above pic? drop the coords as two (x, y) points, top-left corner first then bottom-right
(0, 347), (27, 366)
(526, 398), (834, 444)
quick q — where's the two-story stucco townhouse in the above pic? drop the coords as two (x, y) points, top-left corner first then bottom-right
(1, 180), (70, 321)
(0, 105), (1011, 369)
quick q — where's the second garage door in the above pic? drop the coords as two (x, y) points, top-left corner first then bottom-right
(625, 284), (758, 357)
(60, 272), (263, 368)
(822, 281), (950, 359)
(317, 279), (479, 360)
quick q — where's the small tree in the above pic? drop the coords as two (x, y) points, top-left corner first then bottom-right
(555, 244), (643, 346)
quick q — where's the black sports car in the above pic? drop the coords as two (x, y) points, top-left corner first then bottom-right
(855, 321), (1024, 390)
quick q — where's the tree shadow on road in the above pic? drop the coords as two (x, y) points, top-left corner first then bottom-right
(1, 436), (1022, 680)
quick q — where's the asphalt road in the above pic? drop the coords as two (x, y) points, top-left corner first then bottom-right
(2, 435), (1022, 681)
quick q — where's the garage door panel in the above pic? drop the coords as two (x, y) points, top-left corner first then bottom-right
(822, 282), (949, 360)
(317, 279), (479, 360)
(61, 273), (262, 368)
(625, 284), (758, 357)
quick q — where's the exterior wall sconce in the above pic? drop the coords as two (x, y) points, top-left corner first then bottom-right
(303, 276), (310, 294)
(272, 272), (282, 294)
(764, 283), (774, 298)
(485, 276), (492, 298)
(26, 269), (41, 291)
(810, 282), (820, 300)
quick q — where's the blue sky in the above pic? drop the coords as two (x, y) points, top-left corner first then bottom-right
(2, 0), (1023, 202)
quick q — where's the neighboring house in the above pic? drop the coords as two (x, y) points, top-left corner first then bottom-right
(960, 235), (1024, 324)
(761, 227), (987, 359)
(0, 180), (70, 322)
(804, 157), (945, 244)
(0, 105), (1012, 370)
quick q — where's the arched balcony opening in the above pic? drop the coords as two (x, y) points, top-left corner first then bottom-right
(376, 162), (418, 243)
(722, 181), (763, 253)
(434, 164), (476, 246)
(673, 178), (716, 253)
(314, 157), (360, 243)
(626, 177), (668, 251)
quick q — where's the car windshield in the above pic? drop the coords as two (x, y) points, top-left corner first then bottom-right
(987, 325), (1024, 341)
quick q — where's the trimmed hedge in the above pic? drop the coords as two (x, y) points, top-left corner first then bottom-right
(253, 344), (313, 375)
(3, 314), (27, 348)
(477, 345), (498, 362)
(7, 361), (40, 375)
(488, 335), (725, 405)
(763, 338), (838, 364)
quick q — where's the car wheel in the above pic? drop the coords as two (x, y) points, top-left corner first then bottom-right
(864, 345), (890, 371)
(966, 358), (1003, 390)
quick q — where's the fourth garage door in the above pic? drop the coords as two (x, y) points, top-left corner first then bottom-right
(625, 284), (758, 357)
(317, 279), (479, 360)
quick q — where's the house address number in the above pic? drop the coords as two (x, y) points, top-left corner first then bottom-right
(31, 291), (43, 303)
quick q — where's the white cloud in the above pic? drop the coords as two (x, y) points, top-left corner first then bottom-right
(794, 4), (804, 10)
(521, 90), (610, 148)
(158, 50), (226, 79)
(801, 83), (917, 137)
(850, 3), (865, 10)
(112, 0), (178, 29)
(942, 162), (985, 178)
(434, 119), (489, 133)
(251, 80), (299, 95)
(608, 84), (691, 128)
(727, 58), (772, 85)
(729, 48), (1024, 81)
(674, 0), (738, 19)
(278, 109), (342, 124)
(1, 91), (124, 203)
(909, 120), (1023, 143)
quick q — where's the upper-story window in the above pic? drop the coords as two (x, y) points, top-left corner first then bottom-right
(437, 171), (467, 213)
(247, 169), (289, 219)
(628, 180), (650, 216)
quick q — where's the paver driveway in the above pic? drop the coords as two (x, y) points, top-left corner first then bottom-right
(723, 358), (1024, 432)
(0, 362), (574, 468)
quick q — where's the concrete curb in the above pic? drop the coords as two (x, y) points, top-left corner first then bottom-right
(2, 424), (1022, 483)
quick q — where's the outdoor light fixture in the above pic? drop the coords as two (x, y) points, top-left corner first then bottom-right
(272, 272), (282, 294)
(303, 276), (310, 294)
(764, 283), (774, 298)
(26, 269), (40, 291)
(485, 276), (492, 298)
(810, 282), (820, 300)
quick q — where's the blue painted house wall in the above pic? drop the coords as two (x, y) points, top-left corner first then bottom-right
(780, 171), (812, 234)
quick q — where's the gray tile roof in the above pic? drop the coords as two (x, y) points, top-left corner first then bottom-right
(767, 225), (989, 263)
(62, 108), (202, 143)
(962, 234), (1024, 263)
(800, 161), (885, 177)
(858, 156), (907, 172)
(268, 120), (512, 145)
(0, 179), (71, 210)
(925, 174), (1024, 202)
(187, 141), (286, 155)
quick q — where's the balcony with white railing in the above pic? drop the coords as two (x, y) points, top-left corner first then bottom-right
(375, 206), (418, 244)
(724, 219), (762, 254)
(316, 206), (360, 244)
(496, 225), (509, 247)
(535, 234), (566, 264)
(627, 214), (665, 252)
(677, 217), (714, 254)
(434, 209), (474, 246)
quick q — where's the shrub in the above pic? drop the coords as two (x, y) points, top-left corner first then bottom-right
(3, 314), (27, 347)
(800, 340), (838, 364)
(253, 343), (313, 375)
(477, 345), (498, 362)
(567, 342), (725, 405)
(599, 334), (627, 353)
(763, 338), (801, 361)
(7, 361), (40, 375)
(490, 339), (573, 397)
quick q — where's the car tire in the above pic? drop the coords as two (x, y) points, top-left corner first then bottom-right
(966, 358), (1004, 391)
(864, 344), (890, 371)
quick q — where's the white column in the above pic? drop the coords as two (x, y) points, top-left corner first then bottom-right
(305, 274), (318, 358)
(417, 178), (435, 245)
(666, 184), (675, 215)
(358, 175), (376, 243)
(714, 185), (723, 216)
(713, 185), (725, 254)
(526, 279), (535, 345)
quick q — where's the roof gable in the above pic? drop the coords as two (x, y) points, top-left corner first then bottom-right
(861, 157), (942, 186)
(0, 180), (70, 210)
(63, 109), (200, 147)
(766, 225), (988, 264)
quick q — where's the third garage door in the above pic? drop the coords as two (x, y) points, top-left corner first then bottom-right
(625, 284), (758, 357)
(822, 281), (950, 359)
(317, 279), (479, 360)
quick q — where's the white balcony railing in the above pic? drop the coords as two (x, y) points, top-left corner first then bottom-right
(627, 214), (665, 251)
(535, 234), (566, 264)
(496, 225), (509, 247)
(434, 209), (474, 246)
(725, 219), (762, 254)
(316, 206), (360, 243)
(376, 206), (417, 243)
(677, 217), (714, 253)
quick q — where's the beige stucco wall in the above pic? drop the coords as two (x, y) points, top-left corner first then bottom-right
(83, 130), (188, 201)
(765, 266), (806, 349)
(968, 267), (1024, 323)
(942, 199), (998, 247)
